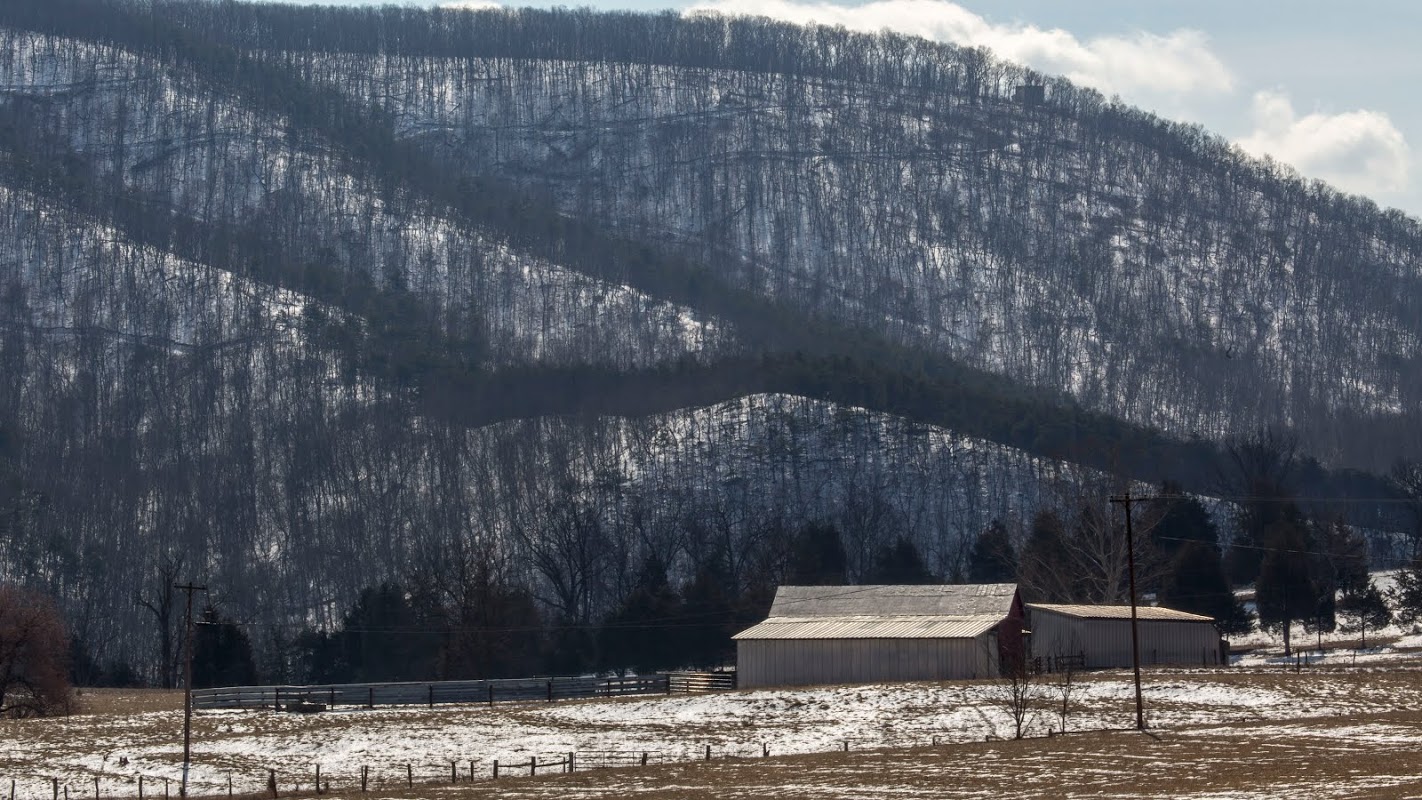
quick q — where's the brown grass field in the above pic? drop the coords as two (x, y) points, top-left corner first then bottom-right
(429, 714), (1422, 800)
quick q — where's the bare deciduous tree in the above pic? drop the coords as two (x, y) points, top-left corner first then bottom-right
(0, 585), (71, 717)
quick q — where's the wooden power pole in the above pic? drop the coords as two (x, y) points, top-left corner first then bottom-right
(1108, 492), (1146, 730)
(175, 581), (207, 797)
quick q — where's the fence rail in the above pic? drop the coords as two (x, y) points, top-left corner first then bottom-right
(193, 672), (733, 711)
(666, 672), (736, 693)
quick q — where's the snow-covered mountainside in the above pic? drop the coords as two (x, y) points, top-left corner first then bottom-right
(296, 38), (1422, 461)
(0, 1), (1417, 674)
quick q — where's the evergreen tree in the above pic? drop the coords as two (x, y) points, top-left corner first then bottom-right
(967, 520), (1017, 584)
(1254, 517), (1315, 656)
(192, 607), (257, 689)
(1017, 511), (1075, 602)
(1337, 581), (1392, 648)
(868, 536), (937, 585)
(1391, 557), (1422, 624)
(1158, 541), (1253, 636)
(439, 564), (543, 680)
(1148, 485), (1218, 561)
(787, 523), (849, 586)
(679, 552), (739, 669)
(599, 554), (683, 673)
(338, 583), (441, 682)
(1223, 428), (1299, 586)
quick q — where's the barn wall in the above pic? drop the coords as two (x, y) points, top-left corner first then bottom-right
(737, 636), (994, 688)
(1028, 611), (1219, 669)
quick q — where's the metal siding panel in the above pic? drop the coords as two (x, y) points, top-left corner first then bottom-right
(1028, 611), (1222, 669)
(741, 636), (992, 687)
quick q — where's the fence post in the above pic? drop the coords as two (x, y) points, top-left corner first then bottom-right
(267, 770), (276, 799)
(468, 761), (475, 783)
(405, 765), (411, 789)
(368, 687), (374, 709)
(547, 680), (553, 702)
(315, 765), (321, 795)
(51, 779), (57, 800)
(450, 762), (456, 784)
(762, 743), (769, 758)
(640, 753), (647, 767)
(165, 778), (170, 800)
(94, 776), (99, 799)
(275, 687), (281, 712)
(567, 753), (574, 774)
(227, 776), (232, 798)
(360, 767), (367, 793)
(493, 761), (499, 780)
(705, 745), (711, 761)
(529, 758), (536, 777)
(138, 777), (143, 800)
(843, 741), (849, 752)
(329, 688), (336, 708)
(428, 686), (434, 709)
(487, 684), (494, 707)
(664, 674), (671, 695)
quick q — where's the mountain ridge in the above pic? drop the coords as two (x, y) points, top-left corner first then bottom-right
(0, 1), (1415, 676)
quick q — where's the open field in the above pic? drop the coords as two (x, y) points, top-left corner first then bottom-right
(7, 664), (1422, 800)
(437, 714), (1422, 800)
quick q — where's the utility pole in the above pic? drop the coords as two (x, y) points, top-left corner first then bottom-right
(175, 582), (207, 797)
(1108, 492), (1145, 730)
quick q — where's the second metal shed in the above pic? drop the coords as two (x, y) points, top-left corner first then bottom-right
(1026, 604), (1221, 669)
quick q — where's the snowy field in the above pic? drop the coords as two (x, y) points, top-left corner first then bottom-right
(7, 662), (1422, 800)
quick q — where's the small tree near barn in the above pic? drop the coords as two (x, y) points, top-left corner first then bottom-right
(0, 584), (71, 717)
(986, 646), (1040, 740)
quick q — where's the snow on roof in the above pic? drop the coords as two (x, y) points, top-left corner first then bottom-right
(732, 614), (1004, 641)
(1027, 603), (1214, 622)
(767, 584), (1019, 619)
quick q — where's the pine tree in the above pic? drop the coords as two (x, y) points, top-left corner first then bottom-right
(967, 520), (1017, 584)
(869, 536), (937, 585)
(1159, 541), (1253, 636)
(787, 523), (848, 586)
(1017, 511), (1075, 602)
(1389, 557), (1422, 624)
(1337, 582), (1392, 649)
(599, 554), (682, 673)
(192, 607), (257, 689)
(1254, 517), (1315, 656)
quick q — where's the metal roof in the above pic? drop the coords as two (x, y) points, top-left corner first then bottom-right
(1027, 604), (1214, 623)
(767, 584), (1018, 619)
(732, 614), (1005, 641)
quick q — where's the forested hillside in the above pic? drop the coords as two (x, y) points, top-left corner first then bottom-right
(0, 0), (1417, 683)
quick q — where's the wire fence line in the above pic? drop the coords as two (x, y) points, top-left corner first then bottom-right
(3, 739), (920, 800)
(4, 729), (1066, 800)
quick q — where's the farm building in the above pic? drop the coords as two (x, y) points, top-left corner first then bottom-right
(733, 584), (1025, 688)
(1027, 604), (1222, 669)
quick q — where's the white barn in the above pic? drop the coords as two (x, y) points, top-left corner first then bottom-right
(1027, 604), (1222, 669)
(734, 584), (1025, 688)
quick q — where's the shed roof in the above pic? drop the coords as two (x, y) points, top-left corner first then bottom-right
(1027, 604), (1214, 623)
(767, 584), (1018, 619)
(733, 614), (1004, 641)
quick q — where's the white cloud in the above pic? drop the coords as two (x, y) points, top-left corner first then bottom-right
(1237, 91), (1412, 195)
(682, 0), (1234, 100)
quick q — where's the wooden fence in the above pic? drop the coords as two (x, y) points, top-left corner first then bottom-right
(192, 672), (735, 711)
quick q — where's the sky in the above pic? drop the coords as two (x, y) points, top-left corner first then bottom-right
(271, 0), (1422, 218)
